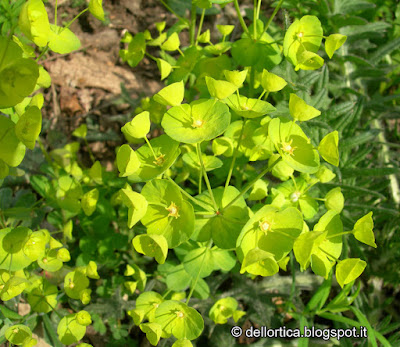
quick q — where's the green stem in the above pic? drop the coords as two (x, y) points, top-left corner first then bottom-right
(190, 2), (197, 45)
(84, 138), (95, 164)
(65, 8), (88, 30)
(196, 144), (203, 194)
(263, 0), (283, 34)
(55, 0), (58, 26)
(145, 52), (158, 61)
(249, 67), (255, 98)
(195, 9), (206, 46)
(319, 247), (338, 262)
(224, 119), (246, 197)
(256, 0), (262, 20)
(160, 0), (187, 22)
(326, 231), (352, 239)
(289, 252), (296, 302)
(177, 47), (185, 57)
(233, 0), (251, 37)
(166, 176), (212, 211)
(222, 156), (281, 212)
(197, 143), (218, 211)
(36, 45), (49, 62)
(253, 0), (257, 39)
(144, 136), (158, 161)
(187, 240), (212, 304)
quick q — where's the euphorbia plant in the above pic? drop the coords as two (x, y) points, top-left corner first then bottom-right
(0, 0), (385, 346)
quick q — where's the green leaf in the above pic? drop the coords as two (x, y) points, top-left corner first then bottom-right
(193, 186), (248, 249)
(325, 34), (347, 59)
(237, 205), (303, 270)
(132, 234), (168, 264)
(305, 275), (332, 312)
(295, 50), (324, 71)
(212, 136), (234, 156)
(224, 94), (275, 118)
(153, 81), (184, 106)
(261, 69), (287, 92)
(352, 212), (376, 248)
(223, 70), (247, 87)
(89, 0), (104, 21)
(217, 24), (234, 36)
(120, 189), (148, 228)
(209, 297), (239, 324)
(140, 323), (162, 346)
(283, 15), (323, 66)
(293, 231), (327, 270)
(248, 179), (268, 201)
(5, 325), (32, 345)
(0, 305), (23, 320)
(64, 270), (89, 300)
(134, 291), (164, 323)
(15, 105), (42, 150)
(240, 248), (279, 276)
(18, 0), (51, 47)
(162, 99), (231, 144)
(0, 227), (32, 271)
(57, 314), (86, 345)
(318, 131), (339, 167)
(81, 188), (99, 216)
(72, 124), (87, 138)
(127, 135), (180, 182)
(205, 76), (237, 100)
(289, 94), (321, 122)
(0, 56), (39, 108)
(154, 300), (204, 340)
(48, 25), (81, 54)
(0, 116), (26, 167)
(1, 276), (29, 301)
(269, 117), (320, 173)
(141, 179), (195, 248)
(336, 258), (366, 288)
(324, 187), (344, 213)
(121, 111), (151, 139)
(172, 340), (193, 347)
(117, 144), (141, 177)
(156, 59), (172, 80)
(27, 277), (58, 313)
(182, 152), (222, 173)
(161, 32), (180, 51)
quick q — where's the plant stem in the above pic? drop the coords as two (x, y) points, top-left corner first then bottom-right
(160, 0), (187, 23)
(190, 2), (197, 45)
(233, 0), (250, 37)
(55, 0), (58, 26)
(327, 231), (352, 239)
(84, 138), (95, 164)
(224, 119), (246, 197)
(144, 136), (158, 161)
(195, 9), (206, 46)
(256, 0), (262, 20)
(264, 0), (284, 34)
(253, 0), (257, 39)
(289, 252), (296, 302)
(65, 8), (88, 30)
(196, 144), (203, 194)
(222, 156), (282, 212)
(166, 176), (212, 211)
(197, 143), (218, 211)
(187, 240), (212, 304)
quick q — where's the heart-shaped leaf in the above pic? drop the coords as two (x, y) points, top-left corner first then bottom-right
(289, 94), (321, 122)
(318, 131), (339, 167)
(224, 94), (275, 118)
(132, 234), (168, 264)
(325, 34), (347, 59)
(154, 81), (184, 106)
(336, 258), (366, 288)
(352, 212), (376, 248)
